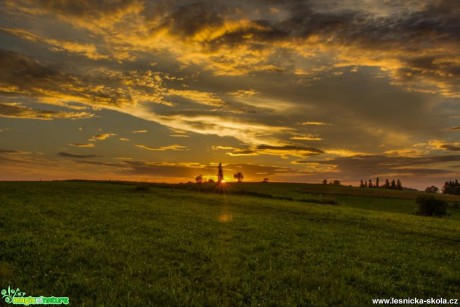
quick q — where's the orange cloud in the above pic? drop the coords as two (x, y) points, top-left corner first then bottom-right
(70, 143), (95, 148)
(135, 144), (188, 151)
(89, 133), (116, 142)
(0, 102), (94, 120)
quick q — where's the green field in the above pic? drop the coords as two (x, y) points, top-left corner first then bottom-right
(1, 181), (459, 306)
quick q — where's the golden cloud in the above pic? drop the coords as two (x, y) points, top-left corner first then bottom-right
(135, 144), (188, 151)
(300, 121), (329, 126)
(89, 133), (117, 141)
(0, 102), (94, 120)
(290, 134), (323, 141)
(167, 89), (223, 107)
(70, 143), (95, 148)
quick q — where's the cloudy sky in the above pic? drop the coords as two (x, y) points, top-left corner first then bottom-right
(0, 0), (459, 189)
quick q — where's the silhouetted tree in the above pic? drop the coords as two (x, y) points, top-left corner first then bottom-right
(217, 162), (224, 183)
(360, 179), (365, 188)
(195, 175), (203, 184)
(234, 172), (244, 183)
(368, 179), (373, 188)
(442, 179), (460, 195)
(384, 178), (390, 189)
(263, 178), (269, 183)
(208, 178), (215, 183)
(376, 177), (380, 188)
(396, 179), (403, 190)
(323, 179), (328, 185)
(391, 179), (396, 189)
(425, 186), (439, 193)
(333, 180), (341, 185)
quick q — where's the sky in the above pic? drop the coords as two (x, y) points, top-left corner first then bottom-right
(0, 0), (459, 189)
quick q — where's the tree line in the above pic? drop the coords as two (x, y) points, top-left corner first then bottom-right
(441, 179), (460, 195)
(359, 178), (403, 190)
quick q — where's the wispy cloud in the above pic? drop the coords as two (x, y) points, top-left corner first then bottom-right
(167, 89), (224, 107)
(227, 149), (259, 157)
(290, 134), (323, 141)
(300, 122), (329, 126)
(135, 144), (188, 151)
(0, 102), (93, 120)
(70, 143), (95, 148)
(58, 152), (99, 159)
(89, 133), (116, 142)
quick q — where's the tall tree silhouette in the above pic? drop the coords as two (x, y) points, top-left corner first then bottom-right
(195, 174), (203, 184)
(376, 177), (380, 188)
(217, 162), (224, 183)
(384, 178), (390, 189)
(396, 179), (403, 190)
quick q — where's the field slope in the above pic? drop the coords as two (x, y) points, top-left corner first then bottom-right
(0, 181), (459, 306)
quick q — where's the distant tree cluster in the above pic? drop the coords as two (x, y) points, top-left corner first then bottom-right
(233, 172), (244, 183)
(322, 179), (341, 185)
(360, 178), (403, 190)
(425, 186), (439, 193)
(442, 179), (460, 195)
(195, 175), (216, 184)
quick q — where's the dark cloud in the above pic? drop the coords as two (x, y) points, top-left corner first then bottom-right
(151, 0), (460, 95)
(313, 154), (460, 178)
(58, 152), (99, 159)
(441, 144), (460, 151)
(0, 49), (62, 93)
(35, 0), (136, 19)
(0, 49), (166, 108)
(0, 149), (20, 154)
(158, 1), (226, 37)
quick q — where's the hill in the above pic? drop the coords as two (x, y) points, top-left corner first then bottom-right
(0, 181), (459, 305)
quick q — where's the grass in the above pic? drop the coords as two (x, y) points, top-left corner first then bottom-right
(0, 181), (459, 306)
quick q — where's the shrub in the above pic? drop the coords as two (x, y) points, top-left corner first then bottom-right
(133, 185), (150, 192)
(415, 194), (447, 217)
(425, 186), (439, 193)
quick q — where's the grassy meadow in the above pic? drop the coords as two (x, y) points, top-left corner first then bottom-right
(0, 181), (459, 306)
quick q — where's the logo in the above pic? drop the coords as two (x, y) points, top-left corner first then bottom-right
(1, 286), (69, 305)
